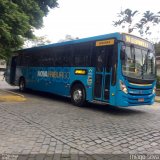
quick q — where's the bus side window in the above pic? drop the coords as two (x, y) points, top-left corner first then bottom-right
(73, 43), (91, 67)
(39, 48), (55, 67)
(16, 55), (20, 66)
(61, 46), (72, 66)
(54, 47), (62, 66)
(32, 53), (37, 67)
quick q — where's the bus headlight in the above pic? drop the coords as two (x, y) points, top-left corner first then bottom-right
(120, 80), (128, 94)
(152, 86), (156, 94)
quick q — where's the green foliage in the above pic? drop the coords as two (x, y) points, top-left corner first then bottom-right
(0, 0), (58, 59)
(113, 9), (160, 37)
(157, 76), (160, 89)
(24, 36), (51, 48)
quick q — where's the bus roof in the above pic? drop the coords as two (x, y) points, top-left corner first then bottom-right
(16, 32), (153, 54)
(18, 32), (121, 53)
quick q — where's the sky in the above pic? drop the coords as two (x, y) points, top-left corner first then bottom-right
(34, 0), (160, 43)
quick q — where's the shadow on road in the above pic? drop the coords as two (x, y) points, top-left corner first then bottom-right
(7, 88), (145, 116)
(85, 103), (145, 116)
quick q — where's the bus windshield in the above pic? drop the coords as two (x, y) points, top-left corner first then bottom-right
(122, 45), (156, 80)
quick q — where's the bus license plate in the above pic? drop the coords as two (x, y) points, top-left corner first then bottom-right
(138, 98), (144, 102)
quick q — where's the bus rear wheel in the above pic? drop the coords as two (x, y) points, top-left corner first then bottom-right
(71, 84), (86, 107)
(19, 78), (25, 92)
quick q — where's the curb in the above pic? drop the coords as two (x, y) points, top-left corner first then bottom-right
(0, 89), (25, 98)
(0, 89), (26, 102)
(0, 95), (26, 102)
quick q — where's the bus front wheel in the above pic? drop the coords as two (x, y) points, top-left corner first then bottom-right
(19, 78), (26, 92)
(71, 84), (86, 107)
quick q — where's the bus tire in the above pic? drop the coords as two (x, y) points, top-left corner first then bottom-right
(19, 78), (26, 92)
(71, 84), (86, 107)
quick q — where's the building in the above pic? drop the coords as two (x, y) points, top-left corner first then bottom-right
(0, 59), (6, 80)
(157, 56), (160, 76)
(0, 59), (6, 70)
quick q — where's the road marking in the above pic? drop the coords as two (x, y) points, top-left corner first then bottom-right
(0, 89), (25, 97)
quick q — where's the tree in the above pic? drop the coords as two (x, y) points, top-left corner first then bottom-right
(113, 9), (160, 39)
(0, 0), (58, 59)
(24, 36), (51, 48)
(58, 35), (79, 42)
(113, 9), (138, 33)
(137, 11), (160, 37)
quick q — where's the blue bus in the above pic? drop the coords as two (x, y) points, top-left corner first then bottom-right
(6, 32), (156, 107)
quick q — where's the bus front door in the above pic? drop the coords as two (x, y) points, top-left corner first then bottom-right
(94, 46), (111, 102)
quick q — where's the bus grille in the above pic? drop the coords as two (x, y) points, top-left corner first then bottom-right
(124, 84), (154, 106)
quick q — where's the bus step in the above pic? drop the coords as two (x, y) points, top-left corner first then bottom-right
(91, 100), (109, 105)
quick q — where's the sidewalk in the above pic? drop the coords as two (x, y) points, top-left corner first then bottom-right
(0, 80), (26, 102)
(0, 78), (18, 89)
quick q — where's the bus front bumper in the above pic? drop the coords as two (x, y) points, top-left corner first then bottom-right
(115, 91), (155, 107)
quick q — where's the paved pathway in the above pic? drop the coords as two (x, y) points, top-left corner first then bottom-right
(0, 80), (160, 160)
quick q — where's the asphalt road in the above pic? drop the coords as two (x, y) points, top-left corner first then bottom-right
(0, 81), (160, 160)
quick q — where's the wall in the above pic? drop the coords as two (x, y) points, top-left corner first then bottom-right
(0, 59), (6, 80)
(157, 56), (160, 77)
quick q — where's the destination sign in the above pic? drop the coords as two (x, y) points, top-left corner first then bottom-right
(123, 34), (152, 49)
(96, 39), (114, 46)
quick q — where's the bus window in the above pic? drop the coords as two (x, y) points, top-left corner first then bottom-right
(93, 45), (114, 72)
(95, 47), (105, 72)
(10, 56), (17, 84)
(73, 43), (91, 67)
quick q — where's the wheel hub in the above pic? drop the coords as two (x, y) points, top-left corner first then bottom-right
(73, 90), (82, 102)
